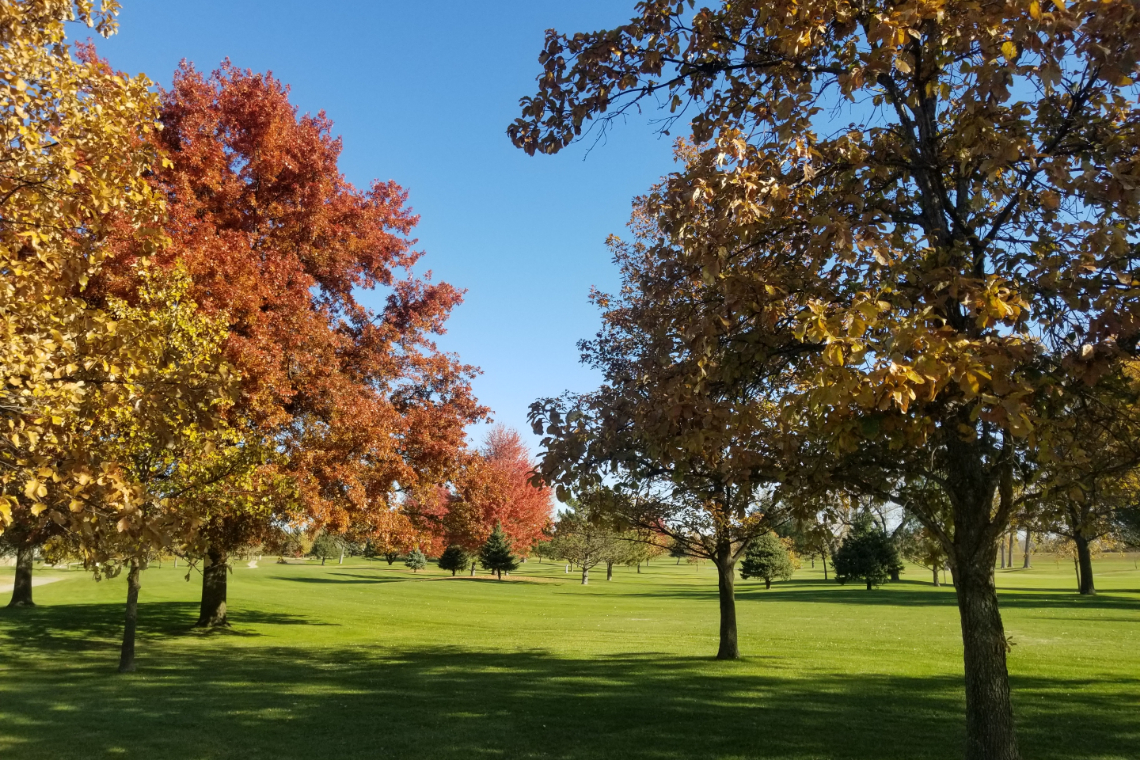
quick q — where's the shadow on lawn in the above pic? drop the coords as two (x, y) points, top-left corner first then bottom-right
(0, 602), (330, 653)
(0, 628), (1137, 760)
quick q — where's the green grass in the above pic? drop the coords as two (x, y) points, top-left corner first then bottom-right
(1, 554), (1137, 760)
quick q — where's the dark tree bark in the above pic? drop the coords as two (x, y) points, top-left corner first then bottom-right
(1022, 532), (1032, 569)
(196, 546), (229, 627)
(822, 551), (829, 580)
(470, 561), (476, 576)
(932, 567), (940, 587)
(7, 543), (35, 608)
(606, 561), (613, 581)
(714, 542), (739, 660)
(1007, 531), (1016, 569)
(118, 560), (142, 674)
(953, 555), (1018, 760)
(581, 566), (589, 585)
(1073, 533), (1096, 596)
(764, 577), (771, 590)
(637, 562), (641, 573)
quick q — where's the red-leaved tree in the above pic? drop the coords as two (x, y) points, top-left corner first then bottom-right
(413, 426), (552, 562)
(100, 62), (486, 623)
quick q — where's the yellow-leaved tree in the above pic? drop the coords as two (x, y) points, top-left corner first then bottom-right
(0, 2), (244, 674)
(0, 0), (167, 599)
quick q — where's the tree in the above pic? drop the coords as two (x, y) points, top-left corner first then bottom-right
(478, 522), (518, 580)
(512, 5), (1140, 756)
(669, 539), (687, 565)
(413, 428), (553, 557)
(97, 61), (486, 627)
(620, 534), (667, 573)
(548, 496), (625, 585)
(900, 523), (950, 587)
(1028, 375), (1140, 595)
(0, 1), (168, 605)
(404, 548), (427, 573)
(834, 515), (903, 591)
(437, 545), (469, 576)
(309, 532), (342, 566)
(740, 534), (795, 590)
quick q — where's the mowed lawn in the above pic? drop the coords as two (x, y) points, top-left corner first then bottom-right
(0, 554), (1137, 760)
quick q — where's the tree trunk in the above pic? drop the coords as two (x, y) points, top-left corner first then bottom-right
(173, 557), (178, 569)
(866, 579), (873, 590)
(890, 566), (901, 581)
(1007, 532), (1015, 569)
(999, 539), (1006, 569)
(606, 561), (613, 581)
(469, 561), (476, 576)
(496, 569), (502, 580)
(1022, 532), (1032, 568)
(953, 551), (1019, 760)
(118, 560), (142, 674)
(565, 563), (570, 573)
(637, 562), (641, 573)
(764, 577), (771, 590)
(7, 543), (35, 608)
(714, 548), (739, 660)
(1074, 533), (1096, 596)
(933, 567), (940, 587)
(822, 551), (829, 580)
(339, 548), (344, 565)
(321, 557), (326, 566)
(196, 547), (229, 628)
(581, 566), (589, 585)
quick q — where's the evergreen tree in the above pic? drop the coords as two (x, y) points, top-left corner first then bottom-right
(437, 545), (469, 576)
(404, 548), (427, 573)
(479, 522), (519, 580)
(833, 514), (903, 590)
(739, 533), (795, 589)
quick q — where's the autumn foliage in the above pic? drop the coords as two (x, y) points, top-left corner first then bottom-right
(100, 62), (486, 533)
(413, 426), (552, 556)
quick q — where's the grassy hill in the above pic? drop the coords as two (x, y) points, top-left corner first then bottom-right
(1, 554), (1137, 759)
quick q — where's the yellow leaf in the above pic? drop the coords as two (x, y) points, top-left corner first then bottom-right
(1001, 41), (1018, 62)
(1029, 0), (1041, 19)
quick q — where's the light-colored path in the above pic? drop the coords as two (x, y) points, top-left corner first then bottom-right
(0, 576), (64, 596)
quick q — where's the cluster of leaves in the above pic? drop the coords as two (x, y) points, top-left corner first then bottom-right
(512, 1), (1140, 754)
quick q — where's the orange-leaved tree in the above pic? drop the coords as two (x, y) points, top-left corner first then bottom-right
(413, 426), (552, 564)
(99, 62), (486, 624)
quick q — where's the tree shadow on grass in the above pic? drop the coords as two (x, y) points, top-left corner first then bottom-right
(0, 602), (330, 653)
(728, 584), (1140, 612)
(0, 637), (1135, 760)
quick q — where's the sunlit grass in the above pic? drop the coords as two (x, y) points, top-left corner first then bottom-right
(1, 553), (1137, 759)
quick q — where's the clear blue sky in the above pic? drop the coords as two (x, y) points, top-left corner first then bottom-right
(93, 0), (675, 451)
